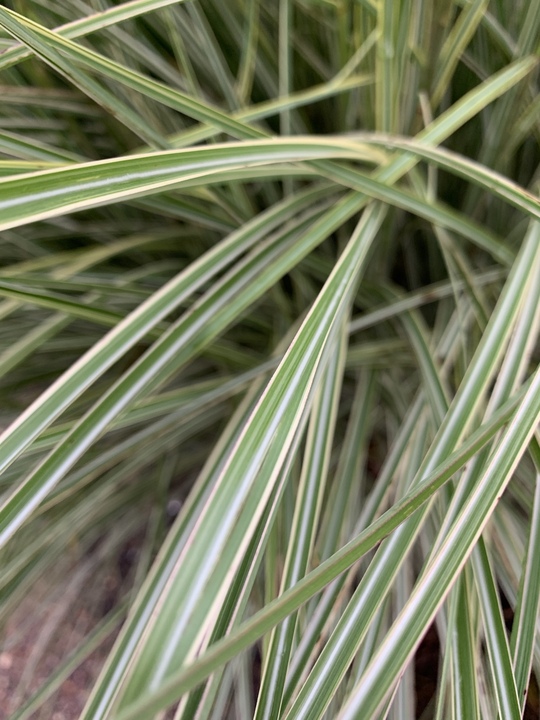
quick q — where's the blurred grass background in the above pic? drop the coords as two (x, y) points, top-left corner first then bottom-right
(0, 1), (538, 718)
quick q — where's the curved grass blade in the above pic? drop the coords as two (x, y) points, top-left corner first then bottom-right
(107, 203), (386, 714)
(316, 162), (512, 264)
(254, 324), (347, 720)
(0, 6), (266, 142)
(0, 191), (363, 547)
(0, 186), (326, 477)
(350, 134), (540, 221)
(110, 381), (531, 720)
(471, 540), (520, 718)
(0, 139), (382, 231)
(0, 280), (131, 329)
(83, 370), (273, 720)
(336, 368), (540, 720)
(0, 1), (190, 71)
(2, 50), (522, 480)
(281, 224), (539, 720)
(511, 437), (540, 709)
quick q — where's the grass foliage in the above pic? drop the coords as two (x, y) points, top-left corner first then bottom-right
(0, 0), (539, 718)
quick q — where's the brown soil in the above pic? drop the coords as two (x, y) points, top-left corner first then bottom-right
(2, 566), (538, 719)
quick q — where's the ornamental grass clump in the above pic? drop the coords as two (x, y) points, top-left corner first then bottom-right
(0, 1), (538, 718)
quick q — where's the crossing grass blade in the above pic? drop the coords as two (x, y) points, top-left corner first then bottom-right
(336, 368), (540, 719)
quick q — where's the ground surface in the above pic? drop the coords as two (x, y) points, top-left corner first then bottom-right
(1, 563), (538, 718)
